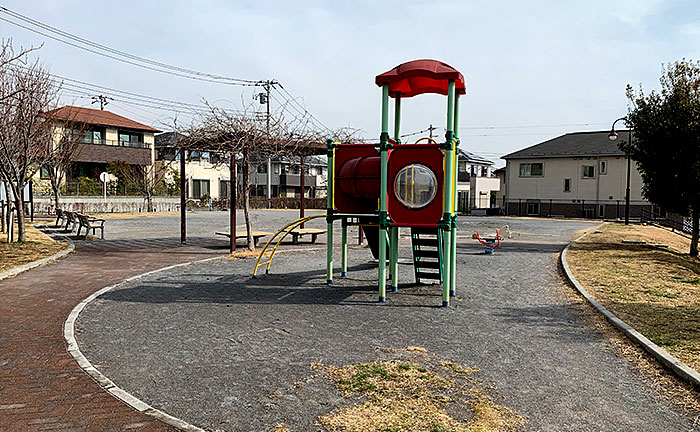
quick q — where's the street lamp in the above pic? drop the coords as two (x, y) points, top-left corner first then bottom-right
(608, 117), (632, 225)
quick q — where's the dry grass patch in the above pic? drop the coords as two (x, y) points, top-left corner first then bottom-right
(0, 224), (68, 272)
(317, 348), (523, 432)
(567, 223), (700, 372)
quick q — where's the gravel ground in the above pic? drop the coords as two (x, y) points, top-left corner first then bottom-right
(75, 214), (696, 431)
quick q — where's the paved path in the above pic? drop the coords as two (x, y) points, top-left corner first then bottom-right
(0, 215), (231, 431)
(75, 217), (698, 431)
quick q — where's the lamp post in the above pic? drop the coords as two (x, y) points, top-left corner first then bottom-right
(608, 117), (632, 225)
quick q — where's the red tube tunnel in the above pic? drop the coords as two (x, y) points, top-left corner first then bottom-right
(333, 143), (444, 226)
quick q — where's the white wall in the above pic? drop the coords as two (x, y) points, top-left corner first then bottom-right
(505, 156), (646, 203)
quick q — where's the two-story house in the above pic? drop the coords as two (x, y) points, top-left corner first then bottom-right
(456, 149), (500, 212)
(38, 106), (159, 188)
(501, 130), (650, 218)
(155, 132), (328, 201)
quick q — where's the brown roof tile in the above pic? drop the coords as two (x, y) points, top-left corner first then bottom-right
(44, 105), (162, 133)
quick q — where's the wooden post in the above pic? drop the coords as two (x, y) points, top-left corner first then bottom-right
(180, 147), (186, 244)
(300, 155), (305, 228)
(230, 154), (236, 253)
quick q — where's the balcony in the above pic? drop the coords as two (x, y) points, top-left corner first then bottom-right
(80, 138), (151, 149)
(458, 172), (471, 182)
(74, 139), (152, 165)
(279, 174), (317, 188)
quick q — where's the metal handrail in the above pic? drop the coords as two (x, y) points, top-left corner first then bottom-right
(80, 138), (151, 149)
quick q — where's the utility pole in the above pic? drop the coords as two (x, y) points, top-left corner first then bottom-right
(91, 94), (113, 110)
(258, 80), (278, 200)
(428, 124), (437, 139)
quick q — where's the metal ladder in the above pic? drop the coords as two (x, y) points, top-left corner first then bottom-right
(410, 227), (443, 284)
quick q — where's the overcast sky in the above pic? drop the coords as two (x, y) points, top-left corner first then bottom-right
(2, 0), (699, 166)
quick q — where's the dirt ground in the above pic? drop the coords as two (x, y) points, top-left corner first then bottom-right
(0, 223), (68, 272)
(567, 222), (700, 372)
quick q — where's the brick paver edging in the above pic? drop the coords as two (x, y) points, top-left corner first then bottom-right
(561, 223), (700, 389)
(64, 256), (223, 432)
(0, 226), (74, 281)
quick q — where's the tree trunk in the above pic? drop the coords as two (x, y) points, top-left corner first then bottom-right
(50, 173), (61, 212)
(146, 188), (153, 212)
(242, 149), (254, 250)
(13, 195), (26, 242)
(691, 209), (699, 257)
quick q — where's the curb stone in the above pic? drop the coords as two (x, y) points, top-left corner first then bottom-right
(65, 256), (224, 432)
(0, 225), (75, 281)
(561, 223), (700, 390)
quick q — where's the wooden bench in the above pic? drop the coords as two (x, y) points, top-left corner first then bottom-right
(76, 213), (106, 239)
(289, 228), (326, 244)
(63, 211), (79, 233)
(216, 231), (272, 247)
(55, 208), (66, 227)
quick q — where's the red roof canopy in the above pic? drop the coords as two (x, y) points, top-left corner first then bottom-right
(375, 59), (466, 98)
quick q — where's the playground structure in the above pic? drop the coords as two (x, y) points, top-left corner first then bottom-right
(472, 224), (511, 254)
(253, 213), (327, 276)
(325, 59), (466, 306)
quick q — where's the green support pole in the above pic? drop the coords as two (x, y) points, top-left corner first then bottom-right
(390, 226), (399, 291)
(326, 140), (335, 285)
(442, 80), (456, 307)
(378, 84), (390, 302)
(341, 218), (348, 277)
(450, 94), (460, 297)
(389, 96), (401, 292)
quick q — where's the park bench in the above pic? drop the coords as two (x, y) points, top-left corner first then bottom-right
(216, 231), (272, 247)
(289, 228), (326, 244)
(55, 208), (66, 227)
(76, 213), (106, 239)
(63, 211), (79, 233)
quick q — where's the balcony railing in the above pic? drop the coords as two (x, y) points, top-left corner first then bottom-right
(80, 138), (151, 149)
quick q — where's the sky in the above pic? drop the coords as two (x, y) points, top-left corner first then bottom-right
(2, 0), (699, 167)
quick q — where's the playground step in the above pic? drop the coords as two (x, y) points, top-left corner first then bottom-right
(412, 237), (439, 247)
(414, 260), (440, 269)
(415, 271), (441, 280)
(411, 227), (443, 285)
(413, 249), (439, 258)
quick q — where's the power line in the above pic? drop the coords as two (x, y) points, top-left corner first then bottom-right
(274, 84), (333, 135)
(8, 63), (240, 118)
(0, 6), (261, 86)
(1, 7), (336, 134)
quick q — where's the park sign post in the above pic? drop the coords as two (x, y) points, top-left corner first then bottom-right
(100, 172), (109, 202)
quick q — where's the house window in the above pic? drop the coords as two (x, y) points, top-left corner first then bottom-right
(219, 180), (229, 199)
(118, 131), (142, 147)
(582, 165), (595, 178)
(82, 129), (103, 144)
(564, 178), (571, 192)
(257, 164), (267, 174)
(519, 162), (543, 177)
(481, 166), (488, 177)
(600, 160), (607, 175)
(40, 166), (50, 179)
(190, 151), (201, 162)
(192, 179), (210, 198)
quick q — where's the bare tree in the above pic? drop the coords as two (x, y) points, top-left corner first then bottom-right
(177, 100), (323, 250)
(107, 159), (177, 211)
(37, 108), (87, 211)
(0, 41), (57, 242)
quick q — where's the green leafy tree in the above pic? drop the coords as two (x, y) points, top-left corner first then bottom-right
(626, 59), (700, 256)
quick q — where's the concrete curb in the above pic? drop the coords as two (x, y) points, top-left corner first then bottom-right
(0, 225), (75, 282)
(64, 256), (224, 432)
(561, 223), (700, 390)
